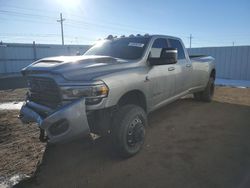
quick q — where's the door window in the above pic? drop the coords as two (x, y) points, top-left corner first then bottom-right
(168, 39), (186, 60)
(150, 38), (168, 58)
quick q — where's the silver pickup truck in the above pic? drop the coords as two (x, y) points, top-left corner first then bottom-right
(20, 34), (215, 157)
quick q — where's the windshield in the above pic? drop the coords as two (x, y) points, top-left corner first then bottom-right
(84, 37), (150, 60)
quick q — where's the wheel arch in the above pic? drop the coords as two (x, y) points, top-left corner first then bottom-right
(117, 89), (147, 113)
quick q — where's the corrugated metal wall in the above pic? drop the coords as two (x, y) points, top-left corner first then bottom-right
(188, 46), (250, 80)
(1, 44), (250, 81)
(0, 43), (91, 74)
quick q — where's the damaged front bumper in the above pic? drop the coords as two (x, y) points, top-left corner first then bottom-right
(19, 98), (90, 143)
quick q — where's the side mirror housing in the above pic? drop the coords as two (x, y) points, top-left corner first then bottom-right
(149, 48), (177, 66)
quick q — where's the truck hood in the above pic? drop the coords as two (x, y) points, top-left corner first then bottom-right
(22, 55), (136, 81)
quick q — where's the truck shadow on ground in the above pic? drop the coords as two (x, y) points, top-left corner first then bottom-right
(16, 98), (250, 188)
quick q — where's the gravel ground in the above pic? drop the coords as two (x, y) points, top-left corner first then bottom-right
(0, 86), (250, 188)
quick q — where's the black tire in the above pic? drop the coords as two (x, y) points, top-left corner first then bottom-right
(111, 105), (147, 158)
(193, 77), (215, 102)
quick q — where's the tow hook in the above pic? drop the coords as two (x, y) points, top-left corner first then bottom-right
(39, 129), (48, 142)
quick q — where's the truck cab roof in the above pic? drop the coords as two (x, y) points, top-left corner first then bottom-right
(106, 34), (182, 42)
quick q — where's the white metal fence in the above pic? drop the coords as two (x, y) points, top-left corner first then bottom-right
(0, 43), (90, 74)
(188, 46), (250, 81)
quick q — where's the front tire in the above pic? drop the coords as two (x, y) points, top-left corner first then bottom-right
(111, 105), (147, 158)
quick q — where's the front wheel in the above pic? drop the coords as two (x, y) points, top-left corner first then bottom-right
(193, 77), (215, 102)
(111, 105), (147, 158)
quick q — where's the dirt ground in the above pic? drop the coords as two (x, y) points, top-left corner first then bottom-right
(0, 87), (250, 188)
(0, 89), (27, 102)
(213, 86), (250, 106)
(0, 110), (45, 186)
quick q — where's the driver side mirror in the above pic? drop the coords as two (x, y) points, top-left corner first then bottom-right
(149, 48), (178, 66)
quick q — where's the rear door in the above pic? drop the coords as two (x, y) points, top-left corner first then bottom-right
(168, 38), (193, 94)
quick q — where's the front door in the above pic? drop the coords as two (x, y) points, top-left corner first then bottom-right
(147, 38), (176, 108)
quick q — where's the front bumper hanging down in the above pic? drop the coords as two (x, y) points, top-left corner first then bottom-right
(19, 98), (90, 143)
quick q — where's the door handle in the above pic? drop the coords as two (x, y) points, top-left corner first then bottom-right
(168, 67), (175, 71)
(186, 64), (192, 68)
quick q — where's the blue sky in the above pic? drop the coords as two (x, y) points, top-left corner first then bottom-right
(0, 0), (249, 47)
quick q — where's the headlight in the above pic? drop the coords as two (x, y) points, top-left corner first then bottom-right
(60, 83), (109, 104)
